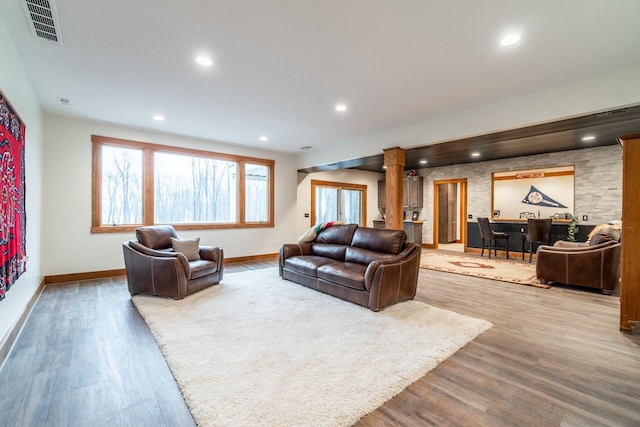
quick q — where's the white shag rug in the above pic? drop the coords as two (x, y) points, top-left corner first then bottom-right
(132, 267), (492, 427)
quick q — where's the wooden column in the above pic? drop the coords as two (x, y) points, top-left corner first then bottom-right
(619, 134), (640, 334)
(383, 147), (405, 230)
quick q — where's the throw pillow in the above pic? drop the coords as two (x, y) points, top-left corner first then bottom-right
(171, 237), (201, 261)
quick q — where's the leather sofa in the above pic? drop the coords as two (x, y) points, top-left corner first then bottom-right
(535, 225), (621, 294)
(279, 224), (422, 311)
(123, 225), (224, 298)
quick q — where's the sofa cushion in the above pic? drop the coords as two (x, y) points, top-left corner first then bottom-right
(189, 259), (219, 279)
(345, 247), (397, 265)
(351, 227), (406, 255)
(171, 237), (201, 261)
(315, 224), (358, 245)
(136, 225), (178, 249)
(317, 262), (367, 290)
(312, 243), (348, 260)
(284, 255), (335, 277)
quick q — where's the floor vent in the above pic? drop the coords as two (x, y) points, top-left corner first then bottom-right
(21, 0), (63, 44)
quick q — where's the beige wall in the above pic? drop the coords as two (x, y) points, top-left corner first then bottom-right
(0, 16), (44, 345)
(41, 115), (299, 276)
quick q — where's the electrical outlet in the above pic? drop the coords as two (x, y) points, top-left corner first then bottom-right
(582, 215), (588, 221)
(467, 214), (473, 219)
(520, 227), (525, 233)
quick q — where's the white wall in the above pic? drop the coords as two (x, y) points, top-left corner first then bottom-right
(41, 115), (298, 276)
(296, 63), (640, 170)
(296, 169), (382, 238)
(0, 17), (44, 346)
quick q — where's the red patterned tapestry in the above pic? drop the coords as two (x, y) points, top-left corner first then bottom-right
(0, 91), (26, 301)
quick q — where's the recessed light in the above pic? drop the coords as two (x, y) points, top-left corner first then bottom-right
(195, 56), (213, 66)
(500, 34), (521, 46)
(471, 152), (480, 157)
(335, 104), (347, 112)
(419, 160), (427, 164)
(259, 135), (268, 142)
(582, 135), (596, 141)
(153, 115), (165, 122)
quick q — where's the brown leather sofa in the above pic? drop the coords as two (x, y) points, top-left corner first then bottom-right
(123, 225), (223, 298)
(279, 224), (422, 311)
(535, 226), (621, 294)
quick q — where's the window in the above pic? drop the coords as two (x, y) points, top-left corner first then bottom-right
(92, 135), (274, 232)
(100, 145), (143, 225)
(310, 180), (366, 226)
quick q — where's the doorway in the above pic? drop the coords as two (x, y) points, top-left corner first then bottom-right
(433, 179), (468, 250)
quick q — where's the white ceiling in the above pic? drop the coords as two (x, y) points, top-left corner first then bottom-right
(2, 0), (640, 154)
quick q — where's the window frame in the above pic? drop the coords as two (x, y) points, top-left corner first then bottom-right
(91, 135), (274, 233)
(310, 179), (367, 226)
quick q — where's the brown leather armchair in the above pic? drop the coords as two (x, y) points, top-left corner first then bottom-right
(123, 225), (223, 298)
(536, 238), (621, 294)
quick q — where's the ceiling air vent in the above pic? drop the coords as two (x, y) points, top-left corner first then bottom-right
(21, 0), (63, 44)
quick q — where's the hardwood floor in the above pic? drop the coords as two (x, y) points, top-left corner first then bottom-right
(1, 256), (639, 426)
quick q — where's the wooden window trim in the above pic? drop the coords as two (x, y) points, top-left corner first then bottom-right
(310, 179), (367, 227)
(91, 135), (275, 233)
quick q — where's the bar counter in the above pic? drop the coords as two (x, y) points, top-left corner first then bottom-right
(467, 218), (594, 253)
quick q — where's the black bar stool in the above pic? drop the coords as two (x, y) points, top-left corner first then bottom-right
(522, 218), (552, 263)
(477, 217), (509, 259)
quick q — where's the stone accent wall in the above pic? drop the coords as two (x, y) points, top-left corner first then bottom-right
(416, 145), (622, 245)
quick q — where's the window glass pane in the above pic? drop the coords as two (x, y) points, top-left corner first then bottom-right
(341, 189), (362, 224)
(245, 163), (269, 222)
(101, 145), (143, 225)
(154, 152), (237, 223)
(316, 187), (339, 223)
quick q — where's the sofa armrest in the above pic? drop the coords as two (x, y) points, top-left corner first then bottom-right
(540, 240), (617, 253)
(279, 243), (313, 276)
(553, 240), (589, 249)
(364, 244), (422, 311)
(129, 240), (179, 257)
(199, 246), (223, 266)
(123, 242), (189, 297)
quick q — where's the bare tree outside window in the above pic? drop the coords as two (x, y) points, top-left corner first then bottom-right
(311, 180), (366, 226)
(101, 146), (142, 225)
(91, 135), (274, 232)
(245, 163), (269, 222)
(155, 152), (237, 223)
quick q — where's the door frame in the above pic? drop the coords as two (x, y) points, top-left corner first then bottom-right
(432, 178), (468, 250)
(310, 179), (367, 226)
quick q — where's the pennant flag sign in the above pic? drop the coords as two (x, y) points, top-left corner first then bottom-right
(521, 185), (568, 208)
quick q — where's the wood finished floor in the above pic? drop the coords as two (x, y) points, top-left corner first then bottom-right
(1, 255), (639, 427)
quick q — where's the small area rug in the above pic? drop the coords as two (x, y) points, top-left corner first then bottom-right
(421, 252), (550, 288)
(132, 267), (492, 427)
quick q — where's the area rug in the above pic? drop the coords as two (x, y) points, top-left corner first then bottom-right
(132, 267), (492, 427)
(421, 252), (550, 288)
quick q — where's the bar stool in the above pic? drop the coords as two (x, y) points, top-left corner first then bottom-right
(477, 217), (509, 259)
(522, 218), (552, 263)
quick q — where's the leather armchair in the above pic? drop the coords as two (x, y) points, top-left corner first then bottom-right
(123, 225), (223, 298)
(535, 239), (621, 294)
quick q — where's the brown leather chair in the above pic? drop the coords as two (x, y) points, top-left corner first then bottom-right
(123, 225), (223, 299)
(477, 217), (509, 259)
(536, 240), (621, 294)
(522, 218), (552, 263)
